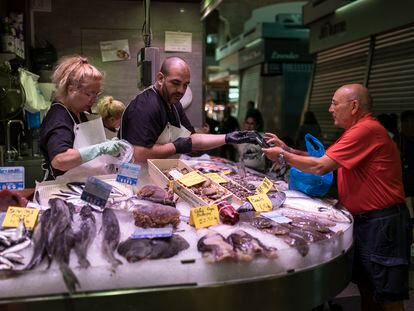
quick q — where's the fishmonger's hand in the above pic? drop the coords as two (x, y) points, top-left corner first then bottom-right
(225, 131), (259, 144)
(78, 140), (129, 162)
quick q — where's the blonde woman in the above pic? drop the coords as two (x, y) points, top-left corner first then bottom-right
(40, 55), (129, 180)
(96, 96), (125, 139)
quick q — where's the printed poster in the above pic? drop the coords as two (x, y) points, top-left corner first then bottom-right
(100, 39), (131, 62)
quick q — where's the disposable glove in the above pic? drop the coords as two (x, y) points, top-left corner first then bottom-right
(173, 137), (192, 154)
(225, 131), (259, 145)
(79, 140), (129, 163)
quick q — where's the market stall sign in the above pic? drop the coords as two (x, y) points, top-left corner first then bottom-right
(205, 173), (228, 184)
(189, 204), (219, 229)
(81, 177), (112, 208)
(261, 211), (291, 224)
(2, 206), (39, 229)
(116, 162), (141, 186)
(247, 194), (272, 212)
(178, 171), (207, 187)
(256, 177), (273, 194)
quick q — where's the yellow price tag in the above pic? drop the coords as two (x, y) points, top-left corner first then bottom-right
(256, 177), (273, 194)
(2, 206), (40, 229)
(247, 194), (273, 212)
(205, 173), (228, 184)
(177, 171), (207, 187)
(190, 205), (220, 229)
(222, 170), (232, 175)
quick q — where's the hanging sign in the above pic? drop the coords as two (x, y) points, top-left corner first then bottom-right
(165, 31), (192, 52)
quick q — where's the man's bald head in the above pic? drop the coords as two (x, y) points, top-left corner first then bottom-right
(160, 57), (190, 76)
(338, 83), (372, 112)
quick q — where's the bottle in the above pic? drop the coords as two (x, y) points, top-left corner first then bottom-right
(1, 17), (14, 53)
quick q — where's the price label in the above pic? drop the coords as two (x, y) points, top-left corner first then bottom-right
(256, 177), (273, 194)
(261, 211), (292, 224)
(247, 194), (273, 212)
(222, 170), (232, 175)
(0, 167), (25, 190)
(81, 176), (112, 208)
(116, 162), (141, 186)
(177, 171), (206, 187)
(205, 173), (228, 184)
(131, 226), (173, 239)
(2, 206), (39, 229)
(190, 205), (219, 229)
(168, 169), (184, 180)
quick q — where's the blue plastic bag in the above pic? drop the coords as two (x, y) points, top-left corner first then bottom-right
(288, 133), (333, 197)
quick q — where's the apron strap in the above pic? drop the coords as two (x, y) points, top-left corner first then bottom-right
(52, 102), (77, 125)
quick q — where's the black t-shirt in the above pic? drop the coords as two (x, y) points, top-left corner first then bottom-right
(120, 87), (195, 147)
(40, 103), (88, 179)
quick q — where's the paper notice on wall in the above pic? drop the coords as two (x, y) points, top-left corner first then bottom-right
(165, 31), (192, 53)
(100, 39), (131, 62)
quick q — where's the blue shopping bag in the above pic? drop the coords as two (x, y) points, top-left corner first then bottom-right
(288, 133), (333, 197)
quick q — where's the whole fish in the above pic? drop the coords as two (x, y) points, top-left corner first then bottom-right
(101, 208), (122, 269)
(282, 190), (352, 223)
(0, 238), (31, 256)
(74, 205), (96, 268)
(25, 209), (52, 270)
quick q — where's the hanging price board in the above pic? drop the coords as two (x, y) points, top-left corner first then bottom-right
(247, 194), (273, 212)
(256, 177), (273, 194)
(189, 205), (219, 229)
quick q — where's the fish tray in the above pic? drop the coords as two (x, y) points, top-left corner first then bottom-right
(148, 159), (233, 207)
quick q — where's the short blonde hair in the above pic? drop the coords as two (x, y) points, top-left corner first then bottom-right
(96, 96), (125, 121)
(52, 55), (103, 100)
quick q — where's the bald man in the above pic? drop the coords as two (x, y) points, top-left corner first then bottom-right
(263, 84), (411, 310)
(120, 57), (258, 162)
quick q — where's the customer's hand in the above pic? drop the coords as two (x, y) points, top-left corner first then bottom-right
(173, 137), (192, 154)
(225, 131), (258, 144)
(263, 132), (287, 148)
(262, 146), (283, 161)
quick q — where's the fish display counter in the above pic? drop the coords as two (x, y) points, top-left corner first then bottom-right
(0, 159), (354, 311)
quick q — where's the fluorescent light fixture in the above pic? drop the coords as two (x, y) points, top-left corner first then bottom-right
(245, 38), (262, 49)
(179, 8), (185, 13)
(335, 0), (366, 14)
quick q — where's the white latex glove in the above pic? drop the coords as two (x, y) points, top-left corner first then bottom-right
(78, 140), (129, 163)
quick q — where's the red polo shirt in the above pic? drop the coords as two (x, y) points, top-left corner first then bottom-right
(326, 113), (405, 214)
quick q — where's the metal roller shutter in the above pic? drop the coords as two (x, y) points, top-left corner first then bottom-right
(308, 38), (370, 145)
(368, 24), (414, 115)
(238, 65), (261, 123)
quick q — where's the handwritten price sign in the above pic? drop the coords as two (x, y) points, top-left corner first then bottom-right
(2, 206), (40, 229)
(256, 177), (273, 194)
(178, 171), (207, 187)
(247, 194), (273, 212)
(190, 205), (219, 229)
(205, 173), (228, 184)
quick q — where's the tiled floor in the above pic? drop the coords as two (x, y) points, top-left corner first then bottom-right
(330, 267), (414, 310)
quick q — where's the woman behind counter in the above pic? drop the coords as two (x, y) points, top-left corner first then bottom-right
(95, 96), (125, 139)
(40, 55), (129, 180)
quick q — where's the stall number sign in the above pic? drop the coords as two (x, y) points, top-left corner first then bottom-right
(247, 194), (273, 212)
(0, 167), (25, 190)
(205, 173), (228, 184)
(177, 171), (206, 187)
(116, 162), (141, 186)
(256, 177), (273, 194)
(189, 205), (219, 229)
(81, 177), (112, 208)
(2, 207), (39, 229)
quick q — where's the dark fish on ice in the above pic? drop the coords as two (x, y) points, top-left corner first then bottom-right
(197, 232), (236, 263)
(74, 205), (96, 268)
(227, 230), (277, 261)
(117, 235), (189, 263)
(101, 208), (122, 269)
